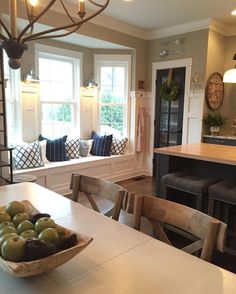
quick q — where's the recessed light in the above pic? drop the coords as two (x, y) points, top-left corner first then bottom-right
(231, 10), (236, 15)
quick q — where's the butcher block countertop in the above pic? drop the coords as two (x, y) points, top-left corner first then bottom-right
(154, 143), (236, 166)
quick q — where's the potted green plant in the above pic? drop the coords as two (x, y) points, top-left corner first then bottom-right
(203, 112), (227, 135)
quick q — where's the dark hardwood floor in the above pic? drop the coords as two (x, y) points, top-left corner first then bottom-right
(67, 175), (236, 273)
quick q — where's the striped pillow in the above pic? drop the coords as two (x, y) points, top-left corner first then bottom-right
(90, 131), (113, 156)
(38, 135), (69, 162)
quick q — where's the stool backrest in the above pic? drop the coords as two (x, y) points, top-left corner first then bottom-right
(133, 194), (227, 262)
(70, 173), (127, 221)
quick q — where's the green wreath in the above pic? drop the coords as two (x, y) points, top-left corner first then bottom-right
(160, 80), (180, 102)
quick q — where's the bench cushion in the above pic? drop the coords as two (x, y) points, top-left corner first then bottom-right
(209, 181), (236, 205)
(162, 171), (217, 196)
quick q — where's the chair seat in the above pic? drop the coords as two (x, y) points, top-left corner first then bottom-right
(162, 171), (217, 196)
(209, 181), (236, 205)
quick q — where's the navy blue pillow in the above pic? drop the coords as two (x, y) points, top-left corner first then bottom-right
(90, 131), (113, 156)
(38, 135), (69, 162)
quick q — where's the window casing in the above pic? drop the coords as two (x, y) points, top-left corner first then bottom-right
(3, 51), (21, 144)
(94, 55), (131, 138)
(35, 44), (82, 138)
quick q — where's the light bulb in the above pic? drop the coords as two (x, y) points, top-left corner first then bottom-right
(29, 0), (38, 7)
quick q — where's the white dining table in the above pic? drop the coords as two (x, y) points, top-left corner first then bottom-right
(0, 182), (235, 294)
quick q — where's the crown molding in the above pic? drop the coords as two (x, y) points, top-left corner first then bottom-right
(44, 2), (236, 40)
(209, 18), (236, 36)
(149, 19), (211, 39)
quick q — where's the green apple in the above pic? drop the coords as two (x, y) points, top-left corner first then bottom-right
(1, 236), (26, 262)
(38, 228), (59, 245)
(12, 213), (30, 226)
(20, 230), (37, 239)
(0, 226), (18, 238)
(0, 221), (15, 229)
(17, 220), (34, 234)
(34, 217), (55, 234)
(5, 201), (25, 218)
(0, 212), (11, 223)
(55, 224), (66, 240)
(0, 233), (18, 251)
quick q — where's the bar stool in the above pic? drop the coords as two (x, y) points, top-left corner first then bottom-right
(162, 171), (218, 212)
(208, 180), (236, 251)
(208, 180), (236, 219)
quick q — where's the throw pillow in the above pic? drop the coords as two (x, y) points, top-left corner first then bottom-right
(39, 139), (49, 164)
(79, 139), (94, 157)
(13, 141), (44, 170)
(65, 138), (80, 159)
(38, 135), (68, 162)
(111, 137), (128, 155)
(90, 131), (113, 156)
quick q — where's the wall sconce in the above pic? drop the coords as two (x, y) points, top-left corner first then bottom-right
(23, 68), (39, 84)
(85, 77), (99, 88)
(223, 53), (236, 83)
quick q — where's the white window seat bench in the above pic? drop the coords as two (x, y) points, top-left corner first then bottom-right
(13, 153), (141, 195)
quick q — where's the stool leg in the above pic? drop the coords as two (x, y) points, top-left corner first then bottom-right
(208, 198), (214, 216)
(196, 196), (202, 211)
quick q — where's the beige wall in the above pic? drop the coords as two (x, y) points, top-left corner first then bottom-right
(147, 29), (209, 91)
(0, 0), (147, 91)
(221, 35), (236, 133)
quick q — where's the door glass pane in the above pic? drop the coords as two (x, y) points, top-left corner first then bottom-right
(160, 113), (169, 131)
(169, 114), (178, 131)
(161, 99), (169, 113)
(170, 100), (179, 113)
(169, 133), (177, 146)
(159, 131), (168, 146)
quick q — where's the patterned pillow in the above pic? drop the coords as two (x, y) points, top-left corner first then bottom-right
(65, 139), (80, 159)
(13, 142), (44, 170)
(111, 137), (128, 155)
(38, 135), (68, 162)
(90, 131), (113, 156)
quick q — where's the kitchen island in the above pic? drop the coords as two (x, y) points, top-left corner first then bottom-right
(154, 143), (236, 254)
(154, 143), (236, 197)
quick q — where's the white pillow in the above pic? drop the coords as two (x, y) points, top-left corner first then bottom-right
(39, 139), (49, 164)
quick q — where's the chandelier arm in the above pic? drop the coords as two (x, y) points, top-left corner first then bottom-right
(60, 0), (76, 23)
(88, 0), (106, 8)
(17, 0), (57, 41)
(25, 0), (33, 22)
(21, 0), (109, 43)
(0, 20), (12, 39)
(23, 25), (81, 42)
(0, 33), (8, 42)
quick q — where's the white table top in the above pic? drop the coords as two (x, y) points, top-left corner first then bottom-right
(0, 183), (236, 294)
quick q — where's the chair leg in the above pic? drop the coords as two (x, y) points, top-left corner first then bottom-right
(208, 198), (214, 216)
(196, 196), (202, 211)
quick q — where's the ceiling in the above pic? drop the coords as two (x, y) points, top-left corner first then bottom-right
(101, 0), (236, 31)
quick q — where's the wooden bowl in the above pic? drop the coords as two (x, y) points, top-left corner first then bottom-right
(0, 200), (93, 277)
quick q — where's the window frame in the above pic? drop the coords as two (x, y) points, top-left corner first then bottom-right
(3, 51), (22, 143)
(35, 44), (83, 138)
(94, 54), (131, 139)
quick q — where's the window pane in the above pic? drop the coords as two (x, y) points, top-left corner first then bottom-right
(39, 52), (78, 138)
(101, 67), (112, 86)
(41, 103), (73, 138)
(99, 63), (127, 137)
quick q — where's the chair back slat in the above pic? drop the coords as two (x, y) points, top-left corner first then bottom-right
(70, 173), (127, 221)
(134, 194), (227, 262)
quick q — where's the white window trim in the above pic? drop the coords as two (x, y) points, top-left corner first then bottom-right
(3, 52), (22, 143)
(94, 54), (132, 139)
(35, 44), (83, 137)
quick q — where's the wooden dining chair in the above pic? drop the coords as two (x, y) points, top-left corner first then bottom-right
(70, 173), (128, 221)
(133, 194), (227, 262)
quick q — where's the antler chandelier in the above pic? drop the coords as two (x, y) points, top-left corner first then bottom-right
(0, 0), (110, 69)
